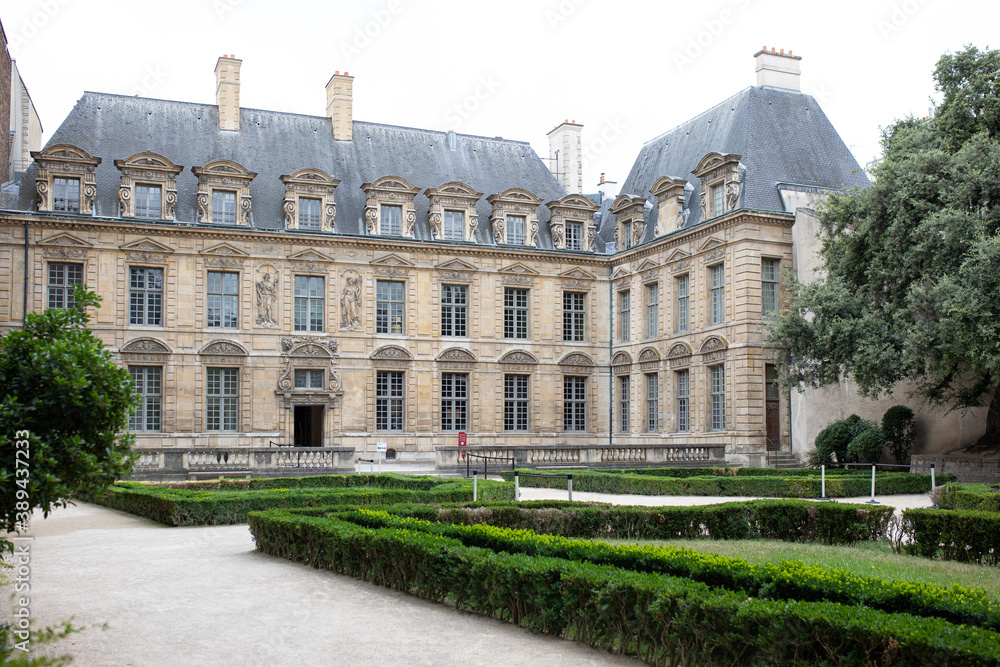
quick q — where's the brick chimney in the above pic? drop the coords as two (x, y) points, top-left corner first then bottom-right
(215, 55), (241, 131)
(754, 47), (801, 91)
(546, 120), (583, 194)
(326, 72), (354, 142)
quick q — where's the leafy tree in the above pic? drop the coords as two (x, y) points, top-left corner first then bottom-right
(847, 426), (886, 465)
(0, 287), (137, 551)
(768, 46), (1000, 450)
(882, 405), (917, 464)
(809, 415), (872, 466)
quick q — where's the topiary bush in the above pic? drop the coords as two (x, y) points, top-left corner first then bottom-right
(883, 404), (917, 464)
(808, 414), (871, 466)
(847, 426), (887, 464)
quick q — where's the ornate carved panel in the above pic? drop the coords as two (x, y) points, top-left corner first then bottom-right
(119, 338), (171, 363)
(546, 194), (599, 251)
(191, 160), (257, 225)
(361, 176), (420, 237)
(424, 182), (483, 242)
(486, 188), (543, 246)
(692, 152), (743, 219)
(31, 144), (102, 215)
(39, 233), (92, 259)
(372, 345), (413, 368)
(280, 168), (340, 232)
(114, 152), (184, 220)
(340, 271), (362, 331)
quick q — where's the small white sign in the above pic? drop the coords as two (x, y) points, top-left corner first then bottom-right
(376, 442), (387, 452)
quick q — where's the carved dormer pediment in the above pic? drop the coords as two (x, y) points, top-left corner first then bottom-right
(280, 168), (340, 232)
(424, 182), (483, 242)
(201, 243), (249, 257)
(665, 248), (691, 264)
(371, 254), (416, 268)
(121, 238), (174, 253)
(636, 259), (659, 273)
(31, 144), (102, 215)
(436, 258), (478, 272)
(287, 248), (335, 263)
(698, 236), (726, 252)
(361, 176), (421, 237)
(610, 267), (631, 282)
(486, 189), (544, 246)
(499, 262), (540, 276)
(559, 267), (596, 281)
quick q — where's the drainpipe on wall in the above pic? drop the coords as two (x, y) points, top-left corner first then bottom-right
(608, 275), (614, 449)
(23, 220), (29, 328)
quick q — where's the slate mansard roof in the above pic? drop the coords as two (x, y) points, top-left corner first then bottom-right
(12, 92), (570, 248)
(597, 85), (871, 246)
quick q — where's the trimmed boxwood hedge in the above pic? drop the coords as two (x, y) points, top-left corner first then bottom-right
(335, 509), (1000, 632)
(249, 509), (1000, 666)
(87, 478), (513, 525)
(904, 507), (1000, 565)
(356, 499), (893, 544)
(506, 468), (947, 497)
(939, 484), (1000, 512)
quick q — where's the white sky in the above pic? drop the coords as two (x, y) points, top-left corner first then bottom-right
(4, 0), (998, 192)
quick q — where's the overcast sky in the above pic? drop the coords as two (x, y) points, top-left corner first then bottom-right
(4, 0), (997, 193)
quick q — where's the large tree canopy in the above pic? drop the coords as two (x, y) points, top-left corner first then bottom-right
(768, 46), (1000, 448)
(0, 287), (137, 546)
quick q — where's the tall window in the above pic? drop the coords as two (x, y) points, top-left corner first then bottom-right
(619, 375), (630, 432)
(376, 371), (404, 431)
(710, 364), (726, 431)
(134, 185), (162, 219)
(52, 177), (80, 212)
(47, 262), (83, 309)
(376, 280), (404, 334)
(676, 274), (689, 332)
(621, 222), (632, 250)
(619, 290), (631, 342)
(507, 215), (526, 245)
(563, 376), (587, 432)
(504, 375), (529, 431)
(566, 222), (583, 250)
(441, 284), (467, 337)
(710, 264), (725, 325)
(646, 373), (658, 432)
(381, 204), (402, 236)
(129, 267), (163, 326)
(294, 276), (324, 332)
(294, 369), (324, 389)
(441, 373), (468, 431)
(504, 288), (528, 339)
(562, 292), (585, 342)
(207, 271), (239, 329)
(676, 369), (690, 432)
(212, 190), (237, 224)
(299, 197), (322, 231)
(762, 258), (779, 317)
(711, 184), (724, 216)
(443, 210), (464, 241)
(129, 366), (161, 432)
(646, 283), (658, 338)
(206, 367), (238, 432)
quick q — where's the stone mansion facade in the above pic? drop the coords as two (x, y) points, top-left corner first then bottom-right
(0, 49), (871, 467)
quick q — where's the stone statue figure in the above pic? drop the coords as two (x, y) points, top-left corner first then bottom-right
(587, 226), (597, 251)
(255, 272), (279, 326)
(340, 275), (362, 330)
(725, 181), (740, 211)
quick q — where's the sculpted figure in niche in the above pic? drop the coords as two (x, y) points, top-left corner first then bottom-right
(699, 191), (707, 218)
(255, 272), (279, 326)
(491, 216), (505, 243)
(587, 226), (597, 251)
(725, 182), (740, 211)
(429, 212), (443, 239)
(340, 275), (362, 330)
(550, 223), (563, 248)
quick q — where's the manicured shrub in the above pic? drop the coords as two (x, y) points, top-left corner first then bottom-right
(809, 414), (871, 465)
(883, 404), (917, 464)
(938, 484), (1000, 512)
(847, 425), (887, 464)
(904, 507), (1000, 565)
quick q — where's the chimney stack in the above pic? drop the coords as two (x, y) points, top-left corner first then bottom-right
(546, 120), (583, 194)
(326, 72), (354, 142)
(753, 47), (801, 91)
(215, 55), (242, 131)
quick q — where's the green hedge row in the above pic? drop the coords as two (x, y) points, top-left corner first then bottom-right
(610, 466), (863, 478)
(335, 509), (1000, 631)
(939, 484), (1000, 512)
(249, 510), (1000, 666)
(151, 473), (448, 492)
(89, 478), (512, 525)
(904, 508), (1000, 565)
(507, 468), (947, 497)
(363, 499), (892, 544)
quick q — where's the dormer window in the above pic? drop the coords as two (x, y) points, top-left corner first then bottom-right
(609, 195), (646, 252)
(192, 159), (256, 226)
(362, 176), (420, 237)
(280, 168), (340, 232)
(115, 152), (183, 221)
(566, 222), (583, 250)
(31, 144), (102, 215)
(424, 182), (483, 242)
(546, 194), (599, 252)
(649, 176), (688, 237)
(487, 188), (543, 246)
(693, 152), (742, 221)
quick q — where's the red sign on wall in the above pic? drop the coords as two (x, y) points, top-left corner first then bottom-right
(458, 431), (467, 447)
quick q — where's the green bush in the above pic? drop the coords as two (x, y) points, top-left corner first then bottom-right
(883, 405), (917, 464)
(904, 507), (1000, 565)
(938, 484), (1000, 512)
(334, 509), (1000, 631)
(249, 509), (1000, 665)
(847, 426), (887, 464)
(809, 414), (871, 465)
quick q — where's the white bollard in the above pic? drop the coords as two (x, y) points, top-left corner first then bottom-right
(866, 464), (879, 504)
(515, 473), (520, 502)
(819, 464), (829, 501)
(473, 474), (478, 502)
(568, 475), (573, 502)
(931, 464), (936, 490)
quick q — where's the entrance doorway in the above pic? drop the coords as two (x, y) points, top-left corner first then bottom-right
(293, 405), (324, 447)
(764, 364), (780, 451)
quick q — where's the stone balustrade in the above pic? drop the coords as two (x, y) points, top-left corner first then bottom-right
(128, 447), (356, 482)
(435, 443), (726, 474)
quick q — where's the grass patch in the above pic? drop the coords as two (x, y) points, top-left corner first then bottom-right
(604, 537), (1000, 603)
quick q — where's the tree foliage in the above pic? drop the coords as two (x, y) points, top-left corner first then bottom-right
(768, 46), (1000, 448)
(883, 405), (917, 464)
(0, 287), (137, 545)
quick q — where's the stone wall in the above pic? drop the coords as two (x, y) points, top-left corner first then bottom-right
(911, 455), (1000, 484)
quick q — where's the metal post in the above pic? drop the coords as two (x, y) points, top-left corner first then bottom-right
(370, 460), (374, 474)
(473, 474), (478, 502)
(930, 463), (935, 490)
(466, 451), (469, 478)
(485, 457), (489, 479)
(567, 474), (573, 502)
(866, 464), (879, 504)
(378, 450), (382, 474)
(514, 473), (520, 502)
(819, 464), (829, 501)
